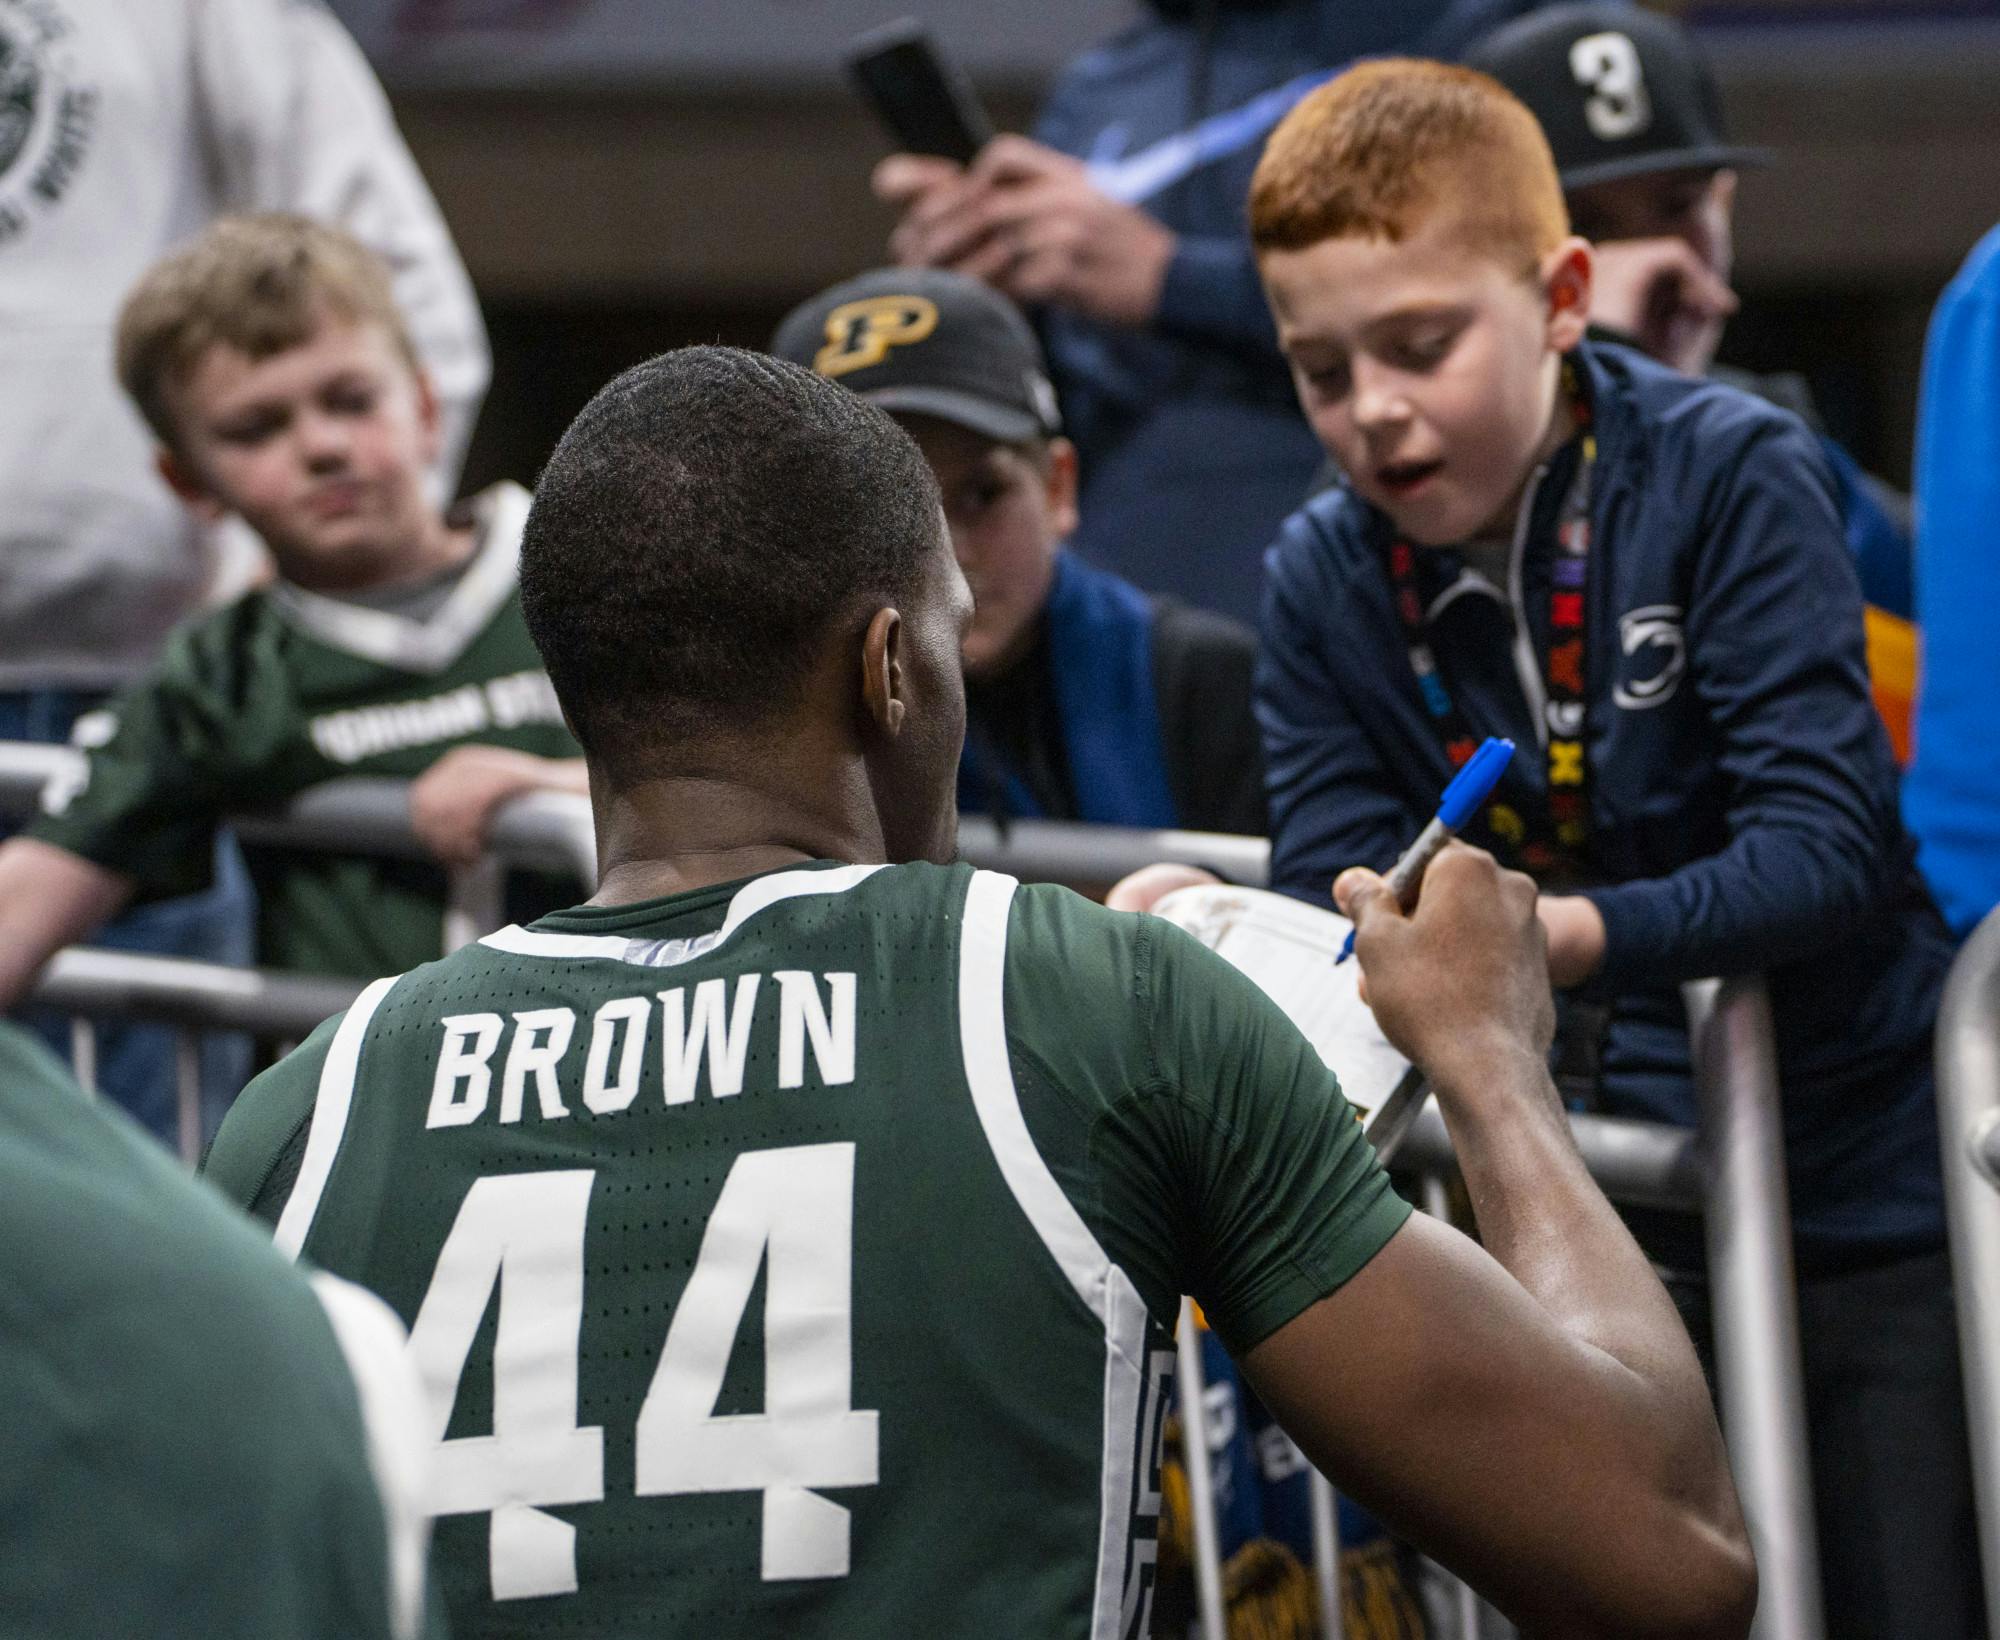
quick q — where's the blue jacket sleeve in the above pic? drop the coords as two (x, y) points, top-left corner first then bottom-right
(1032, 44), (1279, 354)
(1582, 420), (1905, 986)
(1818, 435), (1915, 619)
(1257, 525), (1415, 902)
(1906, 226), (2000, 936)
(1154, 236), (1283, 351)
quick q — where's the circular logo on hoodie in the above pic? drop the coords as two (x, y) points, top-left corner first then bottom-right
(0, 0), (96, 246)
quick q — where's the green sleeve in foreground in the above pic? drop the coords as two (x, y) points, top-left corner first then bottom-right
(1103, 918), (1412, 1356)
(26, 633), (237, 900)
(203, 1018), (338, 1225)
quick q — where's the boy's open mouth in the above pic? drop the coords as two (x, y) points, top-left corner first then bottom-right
(1376, 458), (1444, 497)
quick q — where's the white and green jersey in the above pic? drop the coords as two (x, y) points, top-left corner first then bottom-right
(29, 483), (577, 978)
(205, 860), (1409, 1639)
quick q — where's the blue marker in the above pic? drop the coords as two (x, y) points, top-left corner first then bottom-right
(1335, 736), (1516, 965)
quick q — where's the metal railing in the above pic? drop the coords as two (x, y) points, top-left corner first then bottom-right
(1, 743), (1820, 1635)
(29, 949), (363, 1163)
(1685, 978), (1822, 1640)
(956, 813), (1270, 891)
(0, 744), (599, 954)
(1938, 903), (2000, 1640)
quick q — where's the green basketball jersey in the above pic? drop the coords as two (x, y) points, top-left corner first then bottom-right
(29, 482), (578, 978)
(205, 860), (1409, 1639)
(0, 1022), (435, 1639)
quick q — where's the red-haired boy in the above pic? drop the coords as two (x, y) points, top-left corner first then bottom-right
(1246, 59), (1974, 1637)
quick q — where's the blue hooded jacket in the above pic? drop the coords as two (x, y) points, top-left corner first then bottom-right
(1907, 222), (2000, 938)
(1258, 340), (1955, 1268)
(1033, 0), (1560, 626)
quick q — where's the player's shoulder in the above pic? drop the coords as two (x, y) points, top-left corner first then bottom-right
(1000, 876), (1153, 985)
(1000, 878), (1261, 1046)
(114, 587), (293, 720)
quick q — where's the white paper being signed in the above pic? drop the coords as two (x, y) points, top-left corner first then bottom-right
(1152, 882), (1422, 1144)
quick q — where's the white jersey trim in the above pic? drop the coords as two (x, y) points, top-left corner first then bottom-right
(478, 863), (886, 967)
(955, 869), (1153, 1640)
(310, 1273), (434, 1640)
(275, 974), (402, 1259)
(270, 482), (529, 675)
(477, 925), (632, 961)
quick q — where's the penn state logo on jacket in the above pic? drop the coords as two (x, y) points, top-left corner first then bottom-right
(1613, 604), (1684, 710)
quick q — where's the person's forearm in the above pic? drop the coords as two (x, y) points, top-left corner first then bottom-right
(0, 839), (133, 1010)
(1433, 1044), (1727, 1505)
(1582, 813), (1891, 989)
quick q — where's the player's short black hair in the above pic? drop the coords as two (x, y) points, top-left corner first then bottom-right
(520, 345), (944, 773)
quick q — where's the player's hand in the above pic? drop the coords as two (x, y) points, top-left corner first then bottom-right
(1104, 862), (1219, 913)
(408, 747), (575, 869)
(1335, 844), (1556, 1098)
(1588, 236), (1738, 375)
(874, 136), (1176, 328)
(1537, 894), (1608, 989)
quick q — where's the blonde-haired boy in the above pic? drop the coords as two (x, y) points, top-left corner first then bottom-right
(1248, 60), (1975, 1637)
(0, 215), (583, 1057)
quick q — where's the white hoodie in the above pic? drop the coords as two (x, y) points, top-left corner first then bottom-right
(0, 0), (488, 689)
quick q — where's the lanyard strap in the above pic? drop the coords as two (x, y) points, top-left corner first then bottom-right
(1383, 364), (1597, 876)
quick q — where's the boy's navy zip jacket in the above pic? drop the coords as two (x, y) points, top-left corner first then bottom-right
(1257, 339), (1955, 1270)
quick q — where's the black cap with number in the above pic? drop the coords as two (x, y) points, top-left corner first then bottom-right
(1466, 3), (1769, 191)
(771, 267), (1062, 445)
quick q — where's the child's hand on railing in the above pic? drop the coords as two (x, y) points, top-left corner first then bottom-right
(408, 747), (586, 868)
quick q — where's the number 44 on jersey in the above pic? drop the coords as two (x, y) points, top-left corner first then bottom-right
(408, 1143), (879, 1602)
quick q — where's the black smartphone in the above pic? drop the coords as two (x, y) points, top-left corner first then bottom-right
(845, 19), (993, 165)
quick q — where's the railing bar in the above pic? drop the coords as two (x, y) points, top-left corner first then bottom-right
(1308, 1468), (1343, 1640)
(444, 857), (506, 952)
(174, 1030), (202, 1166)
(1176, 1297), (1227, 1640)
(69, 1016), (98, 1098)
(1936, 905), (2000, 1638)
(1684, 977), (1823, 1640)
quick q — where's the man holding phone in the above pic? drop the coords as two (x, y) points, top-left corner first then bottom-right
(869, 0), (1558, 628)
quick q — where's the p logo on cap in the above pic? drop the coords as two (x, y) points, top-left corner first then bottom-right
(815, 295), (940, 379)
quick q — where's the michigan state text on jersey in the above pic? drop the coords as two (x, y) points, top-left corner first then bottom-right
(205, 860), (1406, 1637)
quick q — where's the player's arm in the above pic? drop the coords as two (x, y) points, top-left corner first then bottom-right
(0, 838), (134, 1010)
(1240, 850), (1753, 1639)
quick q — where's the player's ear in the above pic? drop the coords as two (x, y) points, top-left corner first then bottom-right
(1543, 236), (1594, 352)
(860, 605), (907, 738)
(156, 447), (228, 525)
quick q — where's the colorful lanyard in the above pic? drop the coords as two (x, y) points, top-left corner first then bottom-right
(1382, 364), (1597, 876)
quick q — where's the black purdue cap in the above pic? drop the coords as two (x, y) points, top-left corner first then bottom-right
(772, 267), (1061, 445)
(1466, 3), (1769, 191)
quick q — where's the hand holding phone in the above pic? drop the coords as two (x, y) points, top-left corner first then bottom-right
(846, 19), (993, 165)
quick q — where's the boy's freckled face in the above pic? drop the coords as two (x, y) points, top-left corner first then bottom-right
(1262, 213), (1574, 547)
(165, 315), (441, 590)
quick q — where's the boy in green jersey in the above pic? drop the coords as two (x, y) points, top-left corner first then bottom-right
(205, 347), (1753, 1639)
(0, 214), (584, 1024)
(0, 1020), (442, 1639)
